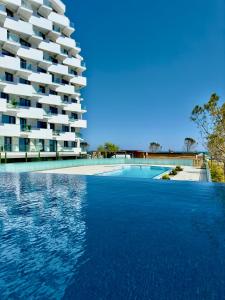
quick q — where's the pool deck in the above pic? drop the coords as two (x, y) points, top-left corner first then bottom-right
(37, 165), (208, 182)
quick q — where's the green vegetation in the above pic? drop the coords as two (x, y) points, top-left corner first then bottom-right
(191, 93), (225, 182)
(97, 142), (120, 158)
(175, 166), (183, 172)
(209, 162), (225, 183)
(161, 174), (170, 180)
(169, 169), (178, 176)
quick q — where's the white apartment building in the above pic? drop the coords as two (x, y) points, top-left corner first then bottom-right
(0, 0), (87, 159)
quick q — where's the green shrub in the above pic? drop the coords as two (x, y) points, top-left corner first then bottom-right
(162, 174), (170, 180)
(175, 166), (183, 172)
(169, 169), (178, 176)
(210, 163), (225, 182)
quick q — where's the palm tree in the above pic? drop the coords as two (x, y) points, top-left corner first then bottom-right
(97, 142), (120, 158)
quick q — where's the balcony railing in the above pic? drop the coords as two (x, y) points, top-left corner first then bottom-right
(53, 24), (61, 33)
(0, 4), (6, 13)
(7, 32), (20, 43)
(21, 0), (32, 10)
(43, 0), (52, 8)
(52, 130), (60, 136)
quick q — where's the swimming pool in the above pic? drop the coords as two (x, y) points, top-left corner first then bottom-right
(99, 165), (171, 178)
(0, 173), (225, 299)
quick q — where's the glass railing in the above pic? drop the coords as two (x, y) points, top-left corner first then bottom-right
(53, 130), (60, 136)
(52, 77), (61, 84)
(43, 0), (52, 8)
(0, 4), (6, 13)
(81, 61), (86, 68)
(0, 74), (5, 81)
(76, 133), (83, 139)
(20, 125), (32, 132)
(53, 24), (61, 33)
(21, 0), (32, 10)
(7, 32), (19, 43)
(20, 61), (33, 71)
(33, 29), (43, 38)
(76, 42), (81, 48)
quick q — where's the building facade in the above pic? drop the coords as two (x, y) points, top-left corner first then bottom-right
(0, 0), (87, 159)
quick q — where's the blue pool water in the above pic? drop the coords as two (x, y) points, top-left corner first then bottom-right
(100, 165), (171, 178)
(0, 173), (225, 299)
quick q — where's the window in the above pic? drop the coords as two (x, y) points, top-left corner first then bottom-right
(62, 125), (69, 132)
(37, 66), (46, 73)
(2, 115), (15, 124)
(38, 85), (46, 94)
(50, 123), (55, 130)
(71, 141), (77, 148)
(50, 106), (58, 115)
(62, 79), (69, 85)
(20, 59), (27, 69)
(1, 93), (9, 101)
(36, 103), (42, 108)
(20, 38), (31, 48)
(5, 72), (13, 82)
(37, 121), (47, 129)
(62, 110), (66, 115)
(51, 56), (58, 64)
(49, 89), (57, 95)
(6, 8), (14, 18)
(64, 141), (69, 148)
(71, 113), (78, 120)
(19, 138), (30, 152)
(19, 78), (30, 85)
(63, 95), (69, 102)
(71, 98), (78, 104)
(71, 127), (75, 132)
(19, 98), (31, 107)
(2, 49), (14, 57)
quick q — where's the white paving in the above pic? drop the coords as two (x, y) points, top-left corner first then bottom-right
(37, 164), (208, 182)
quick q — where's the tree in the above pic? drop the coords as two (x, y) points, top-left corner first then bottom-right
(184, 137), (197, 152)
(149, 142), (162, 153)
(191, 93), (225, 176)
(97, 143), (120, 158)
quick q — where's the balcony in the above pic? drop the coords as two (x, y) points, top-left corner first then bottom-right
(70, 119), (87, 128)
(4, 82), (37, 98)
(48, 12), (69, 27)
(30, 15), (52, 32)
(56, 132), (76, 141)
(0, 124), (20, 137)
(38, 0), (53, 17)
(0, 55), (20, 72)
(29, 128), (53, 139)
(44, 113), (69, 124)
(18, 0), (33, 20)
(48, 63), (68, 76)
(0, 4), (7, 23)
(17, 47), (43, 62)
(17, 107), (44, 119)
(56, 84), (79, 95)
(0, 98), (7, 112)
(4, 18), (33, 36)
(63, 57), (86, 70)
(39, 95), (63, 106)
(56, 36), (75, 49)
(70, 76), (87, 87)
(63, 103), (86, 113)
(39, 40), (61, 55)
(28, 72), (52, 85)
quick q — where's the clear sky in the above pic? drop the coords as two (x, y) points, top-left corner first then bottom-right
(64, 0), (225, 151)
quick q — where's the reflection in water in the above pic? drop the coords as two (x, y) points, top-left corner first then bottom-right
(0, 173), (87, 299)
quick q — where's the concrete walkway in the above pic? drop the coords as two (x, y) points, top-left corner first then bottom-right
(169, 166), (207, 182)
(37, 164), (208, 182)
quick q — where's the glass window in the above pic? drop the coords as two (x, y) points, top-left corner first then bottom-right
(2, 115), (16, 124)
(1, 93), (9, 101)
(64, 141), (69, 148)
(2, 49), (14, 57)
(19, 78), (30, 85)
(39, 85), (46, 94)
(36, 102), (42, 108)
(20, 98), (31, 107)
(62, 125), (69, 132)
(5, 72), (13, 82)
(20, 38), (31, 48)
(50, 106), (58, 115)
(71, 141), (77, 148)
(37, 121), (47, 129)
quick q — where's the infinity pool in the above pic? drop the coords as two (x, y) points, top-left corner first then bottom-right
(100, 165), (171, 178)
(0, 173), (225, 299)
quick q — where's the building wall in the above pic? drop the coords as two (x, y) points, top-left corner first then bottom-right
(0, 0), (87, 157)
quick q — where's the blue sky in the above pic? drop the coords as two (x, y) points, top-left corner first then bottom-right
(64, 0), (225, 151)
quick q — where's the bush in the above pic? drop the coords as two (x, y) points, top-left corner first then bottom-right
(162, 174), (170, 180)
(210, 163), (225, 183)
(175, 166), (183, 172)
(169, 169), (178, 176)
